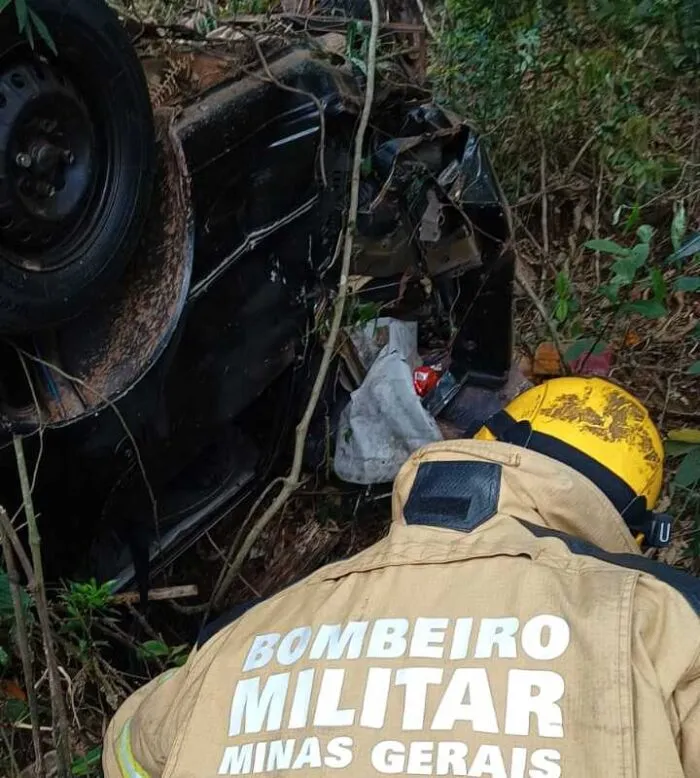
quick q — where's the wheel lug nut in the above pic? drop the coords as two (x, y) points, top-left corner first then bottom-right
(37, 181), (55, 197)
(15, 152), (31, 169)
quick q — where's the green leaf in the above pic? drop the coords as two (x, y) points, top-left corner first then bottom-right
(650, 268), (667, 301)
(0, 570), (13, 619)
(630, 242), (650, 265)
(671, 203), (687, 251)
(28, 8), (57, 54)
(584, 239), (629, 257)
(349, 54), (367, 75)
(0, 645), (8, 666)
(666, 440), (700, 457)
(139, 640), (170, 657)
(624, 204), (641, 232)
(554, 271), (569, 297)
(71, 747), (103, 776)
(636, 224), (653, 244)
(0, 0), (14, 14)
(564, 337), (607, 362)
(674, 276), (700, 292)
(14, 0), (27, 32)
(673, 447), (700, 488)
(169, 644), (190, 667)
(611, 258), (640, 284)
(668, 428), (700, 443)
(554, 299), (568, 323)
(3, 698), (29, 723)
(624, 299), (667, 318)
(598, 282), (621, 302)
(689, 361), (700, 375)
(353, 301), (380, 326)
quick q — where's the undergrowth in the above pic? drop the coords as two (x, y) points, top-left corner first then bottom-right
(432, 0), (699, 203)
(432, 0), (700, 558)
(0, 576), (185, 776)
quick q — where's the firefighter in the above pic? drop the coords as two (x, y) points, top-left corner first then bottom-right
(103, 377), (700, 778)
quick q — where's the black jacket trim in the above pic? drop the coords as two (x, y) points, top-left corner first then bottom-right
(519, 519), (700, 615)
(197, 598), (262, 648)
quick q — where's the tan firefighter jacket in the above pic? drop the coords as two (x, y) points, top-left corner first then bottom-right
(103, 439), (700, 778)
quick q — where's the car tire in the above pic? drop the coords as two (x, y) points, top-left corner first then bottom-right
(0, 0), (155, 332)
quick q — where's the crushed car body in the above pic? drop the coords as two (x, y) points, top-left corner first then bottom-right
(0, 36), (514, 591)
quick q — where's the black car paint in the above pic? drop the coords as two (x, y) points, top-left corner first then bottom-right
(0, 47), (514, 590)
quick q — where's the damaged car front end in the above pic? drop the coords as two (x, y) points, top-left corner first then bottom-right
(0, 34), (514, 592)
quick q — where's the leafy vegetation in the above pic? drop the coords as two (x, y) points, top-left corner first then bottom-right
(58, 578), (119, 663)
(551, 219), (698, 367)
(1, 572), (188, 775)
(432, 0), (699, 202)
(666, 428), (700, 554)
(0, 0), (56, 53)
(433, 0), (700, 551)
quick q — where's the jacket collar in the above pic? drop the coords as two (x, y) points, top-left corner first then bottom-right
(392, 439), (641, 555)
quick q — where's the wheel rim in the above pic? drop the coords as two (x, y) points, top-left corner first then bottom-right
(0, 57), (103, 271)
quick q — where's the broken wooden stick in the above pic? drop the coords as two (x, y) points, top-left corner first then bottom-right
(112, 584), (199, 605)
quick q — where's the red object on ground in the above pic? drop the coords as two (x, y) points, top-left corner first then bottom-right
(413, 366), (441, 397)
(568, 349), (614, 377)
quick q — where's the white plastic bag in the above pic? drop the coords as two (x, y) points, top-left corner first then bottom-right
(334, 319), (442, 484)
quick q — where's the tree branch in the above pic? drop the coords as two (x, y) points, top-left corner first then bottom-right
(13, 436), (72, 778)
(209, 0), (381, 610)
(0, 505), (34, 585)
(515, 260), (568, 371)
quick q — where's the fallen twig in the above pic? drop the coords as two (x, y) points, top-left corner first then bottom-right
(0, 505), (44, 778)
(0, 727), (20, 777)
(10, 722), (53, 733)
(539, 139), (549, 297)
(112, 585), (199, 604)
(412, 0), (436, 39)
(219, 13), (424, 33)
(17, 350), (45, 496)
(594, 162), (604, 286)
(13, 436), (72, 778)
(125, 604), (166, 671)
(515, 259), (568, 371)
(216, 476), (287, 579)
(659, 375), (673, 430)
(565, 131), (597, 179)
(14, 348), (157, 530)
(209, 0), (381, 612)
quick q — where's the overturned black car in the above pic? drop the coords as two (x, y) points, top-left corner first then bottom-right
(0, 0), (514, 592)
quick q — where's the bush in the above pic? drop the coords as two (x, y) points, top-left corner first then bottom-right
(432, 0), (699, 202)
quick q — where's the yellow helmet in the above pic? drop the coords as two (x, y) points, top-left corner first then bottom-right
(476, 376), (671, 546)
